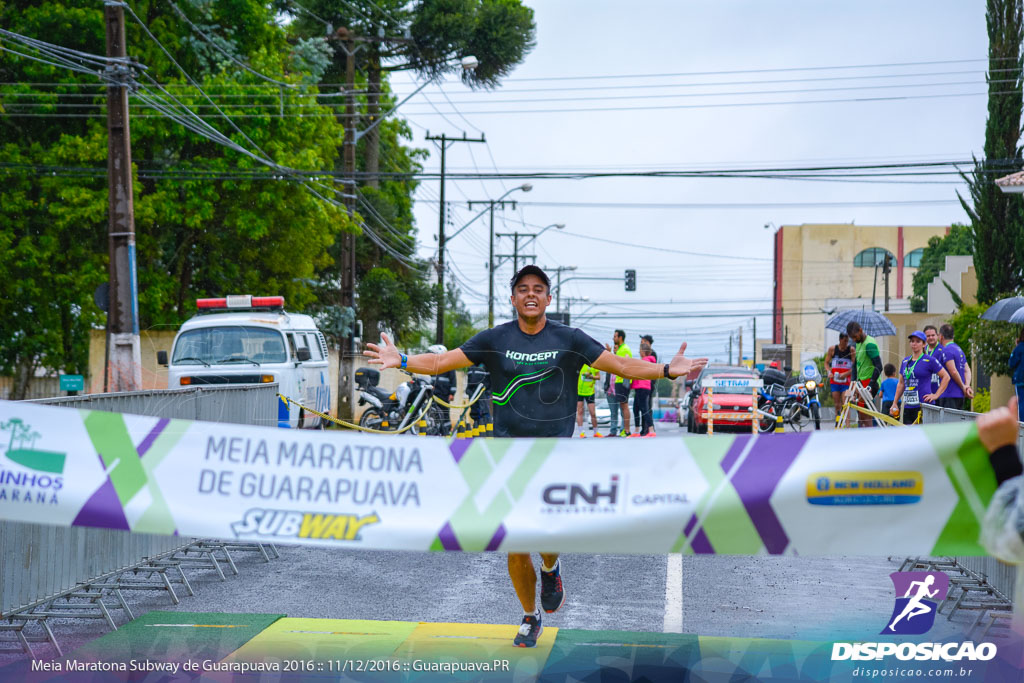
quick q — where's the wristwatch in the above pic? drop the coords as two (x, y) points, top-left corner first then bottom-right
(663, 363), (672, 378)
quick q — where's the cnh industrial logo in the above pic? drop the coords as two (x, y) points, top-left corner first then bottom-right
(541, 476), (620, 515)
(831, 571), (997, 662)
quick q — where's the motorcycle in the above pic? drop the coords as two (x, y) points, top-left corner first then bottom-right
(355, 368), (442, 435)
(756, 362), (822, 432)
(780, 362), (822, 431)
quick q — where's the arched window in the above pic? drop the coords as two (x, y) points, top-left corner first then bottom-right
(853, 247), (895, 268)
(903, 248), (925, 268)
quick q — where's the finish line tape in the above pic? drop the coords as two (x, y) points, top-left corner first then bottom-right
(0, 399), (998, 556)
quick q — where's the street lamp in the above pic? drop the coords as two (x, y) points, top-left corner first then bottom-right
(442, 184), (532, 328)
(519, 222), (565, 251)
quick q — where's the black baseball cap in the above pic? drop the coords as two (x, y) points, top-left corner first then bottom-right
(640, 334), (654, 344)
(510, 265), (551, 291)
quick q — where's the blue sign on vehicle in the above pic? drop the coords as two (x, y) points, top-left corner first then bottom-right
(59, 375), (84, 392)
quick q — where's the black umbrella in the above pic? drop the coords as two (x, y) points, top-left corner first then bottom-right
(981, 296), (1024, 322)
(825, 309), (898, 337)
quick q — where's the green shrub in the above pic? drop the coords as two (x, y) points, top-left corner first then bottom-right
(970, 388), (991, 414)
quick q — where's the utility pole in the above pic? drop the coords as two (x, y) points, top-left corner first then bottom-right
(336, 31), (364, 421)
(738, 326), (743, 367)
(548, 266), (578, 312)
(467, 198), (516, 327)
(882, 253), (892, 312)
(496, 230), (537, 274)
(104, 2), (140, 392)
(728, 334), (733, 365)
(426, 132), (485, 343)
(752, 317), (757, 366)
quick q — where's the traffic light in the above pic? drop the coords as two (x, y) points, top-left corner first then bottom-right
(624, 269), (636, 291)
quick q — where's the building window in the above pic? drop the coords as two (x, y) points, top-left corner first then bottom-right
(903, 248), (924, 268)
(853, 247), (895, 268)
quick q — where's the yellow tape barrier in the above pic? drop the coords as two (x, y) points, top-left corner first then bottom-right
(278, 383), (485, 434)
(845, 401), (905, 428)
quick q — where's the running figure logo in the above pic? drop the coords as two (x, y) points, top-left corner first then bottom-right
(882, 571), (949, 635)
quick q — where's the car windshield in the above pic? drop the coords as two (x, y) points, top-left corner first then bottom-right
(172, 326), (287, 365)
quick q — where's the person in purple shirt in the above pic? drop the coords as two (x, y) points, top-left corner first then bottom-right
(891, 331), (950, 424)
(935, 323), (973, 410)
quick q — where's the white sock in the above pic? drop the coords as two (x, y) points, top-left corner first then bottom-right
(541, 559), (558, 573)
(524, 608), (540, 619)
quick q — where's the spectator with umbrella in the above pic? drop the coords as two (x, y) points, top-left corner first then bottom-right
(825, 310), (896, 427)
(1009, 328), (1024, 422)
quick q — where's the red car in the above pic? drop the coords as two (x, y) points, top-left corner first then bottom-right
(688, 371), (760, 434)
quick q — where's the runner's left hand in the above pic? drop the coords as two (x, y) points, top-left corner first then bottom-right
(923, 393), (937, 403)
(363, 332), (401, 368)
(667, 341), (708, 379)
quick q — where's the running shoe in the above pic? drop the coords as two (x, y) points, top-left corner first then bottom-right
(578, 432), (586, 438)
(642, 432), (657, 438)
(593, 431), (604, 438)
(514, 613), (543, 647)
(540, 562), (565, 613)
(620, 430), (631, 437)
(628, 432), (642, 438)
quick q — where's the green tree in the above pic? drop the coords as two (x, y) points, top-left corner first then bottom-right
(909, 224), (974, 312)
(0, 0), (354, 395)
(282, 0), (536, 186)
(960, 0), (1024, 303)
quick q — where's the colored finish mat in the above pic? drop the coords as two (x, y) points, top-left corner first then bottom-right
(224, 618), (556, 682)
(395, 621), (557, 680)
(72, 610), (283, 664)
(223, 618), (417, 663)
(538, 628), (699, 681)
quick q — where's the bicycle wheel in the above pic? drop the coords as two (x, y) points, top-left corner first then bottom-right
(786, 402), (808, 431)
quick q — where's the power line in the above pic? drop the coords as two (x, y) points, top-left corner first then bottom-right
(166, 0), (296, 88)
(486, 57), (1014, 82)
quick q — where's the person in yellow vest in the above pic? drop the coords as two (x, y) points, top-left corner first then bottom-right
(576, 364), (602, 437)
(603, 329), (633, 437)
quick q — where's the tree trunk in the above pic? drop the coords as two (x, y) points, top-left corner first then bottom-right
(12, 355), (36, 401)
(365, 46), (382, 189)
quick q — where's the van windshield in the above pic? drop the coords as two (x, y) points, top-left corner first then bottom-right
(172, 326), (287, 365)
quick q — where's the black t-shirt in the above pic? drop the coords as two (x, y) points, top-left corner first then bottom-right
(460, 319), (605, 437)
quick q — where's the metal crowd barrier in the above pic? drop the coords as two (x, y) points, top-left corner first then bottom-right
(30, 383), (280, 427)
(919, 403), (1024, 605)
(0, 384), (281, 655)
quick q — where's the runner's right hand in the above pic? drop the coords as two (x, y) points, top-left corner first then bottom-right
(363, 332), (401, 369)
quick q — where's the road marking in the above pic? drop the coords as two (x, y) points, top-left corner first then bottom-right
(663, 553), (683, 633)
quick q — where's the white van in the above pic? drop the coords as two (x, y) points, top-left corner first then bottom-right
(158, 295), (331, 428)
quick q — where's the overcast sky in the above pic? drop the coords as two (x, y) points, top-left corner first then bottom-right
(388, 1), (988, 362)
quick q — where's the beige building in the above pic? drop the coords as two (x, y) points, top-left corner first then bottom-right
(772, 223), (950, 365)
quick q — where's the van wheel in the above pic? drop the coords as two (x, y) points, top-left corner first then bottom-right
(297, 408), (305, 429)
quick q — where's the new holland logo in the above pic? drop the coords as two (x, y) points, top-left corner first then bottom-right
(1, 418), (66, 474)
(806, 471), (922, 505)
(231, 508), (380, 542)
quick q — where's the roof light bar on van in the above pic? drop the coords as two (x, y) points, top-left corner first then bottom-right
(195, 296), (285, 311)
